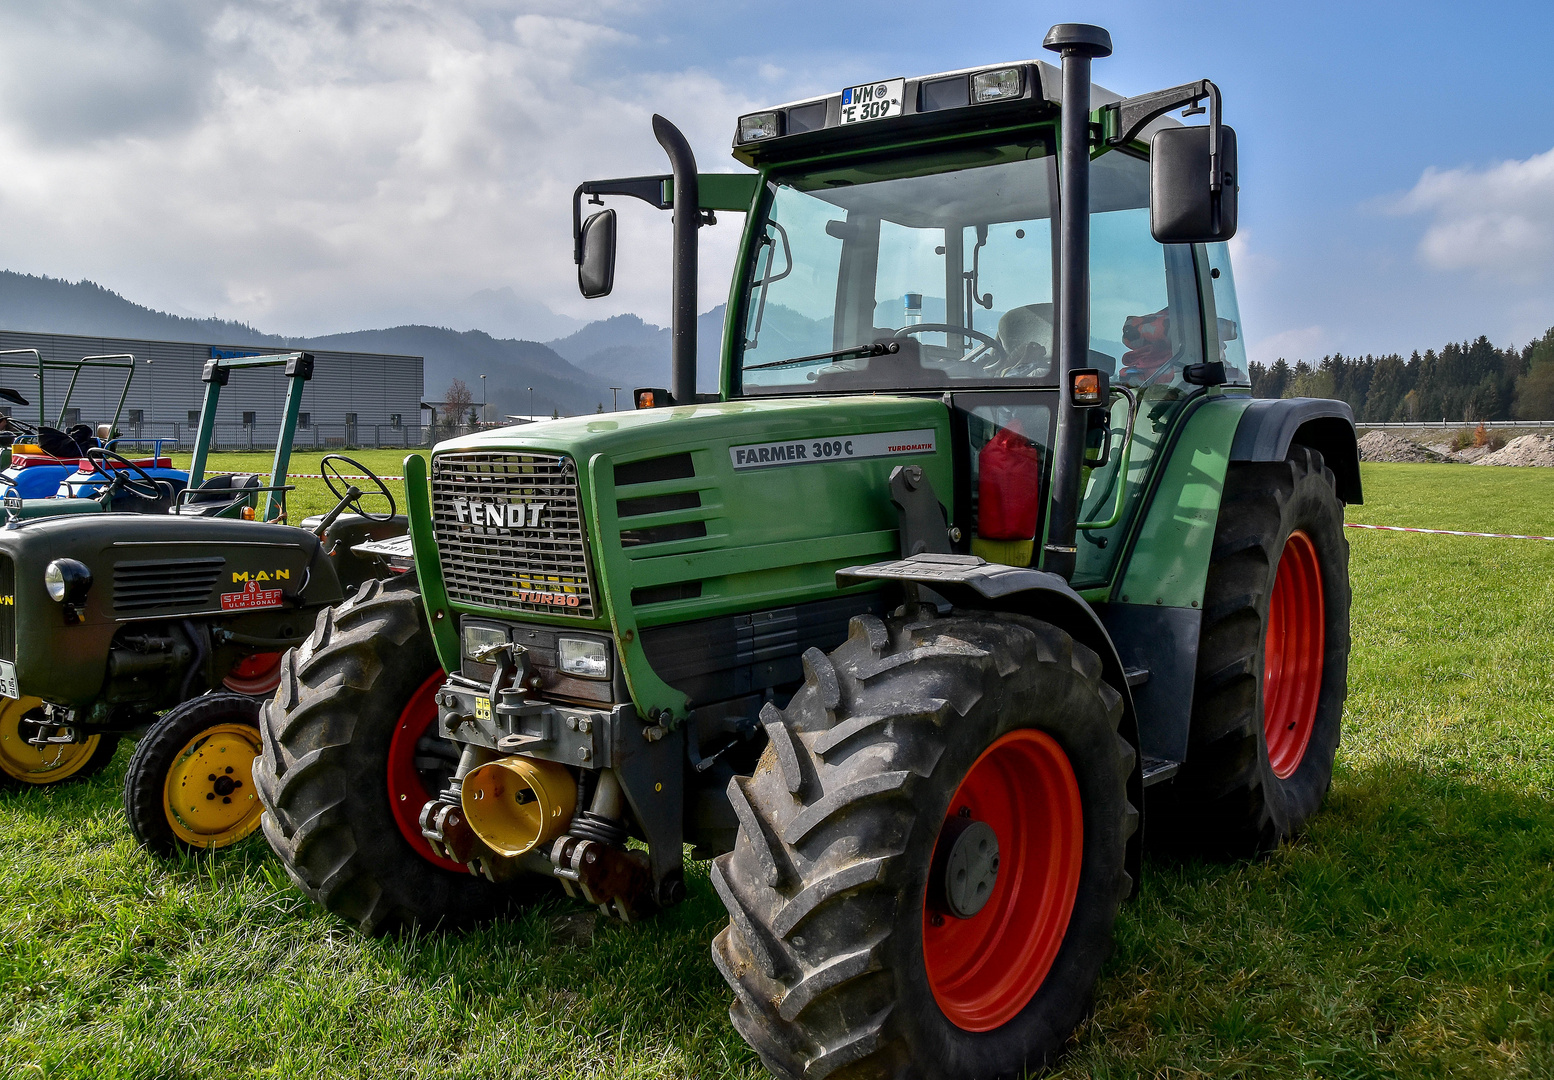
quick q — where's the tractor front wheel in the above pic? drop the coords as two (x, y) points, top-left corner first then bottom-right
(124, 693), (265, 856)
(712, 609), (1136, 1080)
(252, 574), (530, 933)
(0, 695), (119, 789)
(1174, 444), (1351, 856)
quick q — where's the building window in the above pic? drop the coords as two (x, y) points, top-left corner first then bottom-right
(298, 412), (310, 429)
(390, 414), (402, 428)
(128, 409), (144, 426)
(345, 413), (357, 426)
(242, 411), (257, 427)
(62, 408), (80, 426)
(188, 410), (201, 427)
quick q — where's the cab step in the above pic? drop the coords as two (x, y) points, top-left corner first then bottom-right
(1141, 756), (1181, 786)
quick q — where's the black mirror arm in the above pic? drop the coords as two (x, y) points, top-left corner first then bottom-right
(572, 176), (672, 264)
(1107, 78), (1226, 217)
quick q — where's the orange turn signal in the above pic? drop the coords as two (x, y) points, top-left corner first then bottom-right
(1070, 368), (1108, 407)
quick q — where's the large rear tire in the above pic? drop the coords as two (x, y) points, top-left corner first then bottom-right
(1173, 445), (1351, 856)
(712, 609), (1137, 1080)
(253, 574), (521, 933)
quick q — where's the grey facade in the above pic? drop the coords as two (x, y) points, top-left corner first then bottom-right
(0, 329), (423, 450)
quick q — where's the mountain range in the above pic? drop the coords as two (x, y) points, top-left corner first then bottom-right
(0, 270), (723, 419)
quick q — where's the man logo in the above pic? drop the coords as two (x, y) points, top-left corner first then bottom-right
(452, 498), (548, 529)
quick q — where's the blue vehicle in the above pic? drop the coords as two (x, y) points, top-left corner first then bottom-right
(0, 350), (191, 514)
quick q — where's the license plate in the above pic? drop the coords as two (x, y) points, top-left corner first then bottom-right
(840, 78), (904, 125)
(0, 660), (16, 699)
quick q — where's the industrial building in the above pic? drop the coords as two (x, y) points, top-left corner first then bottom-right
(0, 329), (424, 449)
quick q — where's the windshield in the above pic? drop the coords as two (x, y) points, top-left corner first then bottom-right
(735, 138), (1208, 395)
(737, 139), (1058, 394)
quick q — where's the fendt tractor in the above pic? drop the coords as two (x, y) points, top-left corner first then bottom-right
(0, 351), (407, 859)
(257, 24), (1359, 1078)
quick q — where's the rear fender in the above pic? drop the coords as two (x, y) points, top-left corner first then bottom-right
(837, 553), (1143, 896)
(1230, 397), (1362, 504)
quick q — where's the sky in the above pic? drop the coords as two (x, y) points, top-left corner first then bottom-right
(0, 0), (1550, 364)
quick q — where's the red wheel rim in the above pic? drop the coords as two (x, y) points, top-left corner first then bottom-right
(922, 729), (1084, 1032)
(1263, 530), (1325, 779)
(385, 670), (465, 872)
(222, 652), (283, 696)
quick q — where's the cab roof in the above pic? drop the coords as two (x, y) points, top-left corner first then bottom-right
(731, 59), (1175, 168)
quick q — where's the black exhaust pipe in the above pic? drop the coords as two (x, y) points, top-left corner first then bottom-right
(1041, 23), (1112, 580)
(653, 115), (701, 406)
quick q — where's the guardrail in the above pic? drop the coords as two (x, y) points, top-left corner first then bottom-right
(1358, 420), (1554, 429)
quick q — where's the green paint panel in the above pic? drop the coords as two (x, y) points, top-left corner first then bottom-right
(421, 396), (953, 718)
(1115, 395), (1251, 609)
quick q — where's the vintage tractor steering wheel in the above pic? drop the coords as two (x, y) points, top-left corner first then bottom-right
(892, 323), (1006, 366)
(319, 455), (397, 523)
(85, 447), (166, 501)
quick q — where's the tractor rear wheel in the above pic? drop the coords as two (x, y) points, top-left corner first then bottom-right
(124, 693), (264, 856)
(253, 574), (523, 933)
(1174, 444), (1350, 856)
(0, 695), (120, 789)
(712, 609), (1137, 1080)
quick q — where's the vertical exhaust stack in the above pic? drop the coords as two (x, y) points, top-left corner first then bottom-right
(1042, 23), (1113, 580)
(653, 115), (701, 406)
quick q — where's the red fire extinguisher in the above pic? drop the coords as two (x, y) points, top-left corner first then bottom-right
(978, 424), (1040, 540)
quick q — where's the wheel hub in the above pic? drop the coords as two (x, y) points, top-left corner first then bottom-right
(162, 723), (262, 847)
(939, 817), (1000, 919)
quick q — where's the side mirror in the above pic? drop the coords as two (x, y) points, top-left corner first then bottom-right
(577, 208), (617, 298)
(1150, 125), (1237, 243)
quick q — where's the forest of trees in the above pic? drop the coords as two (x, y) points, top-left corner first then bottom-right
(1248, 325), (1554, 422)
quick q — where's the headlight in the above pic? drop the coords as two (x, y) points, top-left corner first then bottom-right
(972, 67), (1023, 103)
(462, 623), (508, 662)
(45, 559), (92, 604)
(737, 111), (782, 143)
(558, 637), (610, 680)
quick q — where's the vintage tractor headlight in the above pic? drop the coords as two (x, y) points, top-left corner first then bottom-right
(462, 623), (509, 663)
(558, 637), (610, 680)
(44, 559), (92, 604)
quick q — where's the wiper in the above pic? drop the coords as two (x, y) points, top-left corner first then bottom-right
(744, 340), (900, 372)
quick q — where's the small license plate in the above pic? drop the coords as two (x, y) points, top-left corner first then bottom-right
(840, 78), (905, 125)
(0, 660), (17, 699)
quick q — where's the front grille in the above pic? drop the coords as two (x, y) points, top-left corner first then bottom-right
(0, 556), (14, 661)
(431, 451), (595, 618)
(114, 557), (225, 612)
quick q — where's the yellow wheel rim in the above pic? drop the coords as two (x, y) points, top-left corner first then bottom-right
(161, 722), (263, 848)
(0, 696), (103, 784)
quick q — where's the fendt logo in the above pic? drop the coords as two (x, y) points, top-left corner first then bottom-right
(452, 497), (548, 530)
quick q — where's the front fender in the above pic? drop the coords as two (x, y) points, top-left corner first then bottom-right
(836, 553), (1143, 895)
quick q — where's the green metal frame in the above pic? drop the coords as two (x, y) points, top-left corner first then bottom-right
(188, 352), (313, 522)
(0, 349), (136, 432)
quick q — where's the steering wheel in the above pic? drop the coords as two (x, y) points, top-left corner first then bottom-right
(85, 447), (165, 501)
(893, 323), (1006, 365)
(320, 455), (397, 522)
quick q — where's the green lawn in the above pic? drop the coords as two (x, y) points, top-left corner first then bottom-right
(2, 462), (1552, 1078)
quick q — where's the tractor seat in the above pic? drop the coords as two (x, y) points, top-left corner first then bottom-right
(994, 304), (1055, 378)
(185, 473), (262, 516)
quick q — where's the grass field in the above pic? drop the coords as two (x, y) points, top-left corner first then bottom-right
(2, 462), (1552, 1078)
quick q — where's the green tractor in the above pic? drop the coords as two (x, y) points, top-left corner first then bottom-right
(0, 350), (407, 857)
(256, 24), (1359, 1077)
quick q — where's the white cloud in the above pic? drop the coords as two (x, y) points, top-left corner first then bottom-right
(1396, 146), (1554, 279)
(1247, 325), (1330, 367)
(0, 1), (767, 336)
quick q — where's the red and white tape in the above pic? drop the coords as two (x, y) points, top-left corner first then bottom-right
(287, 472), (404, 481)
(1345, 522), (1554, 541)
